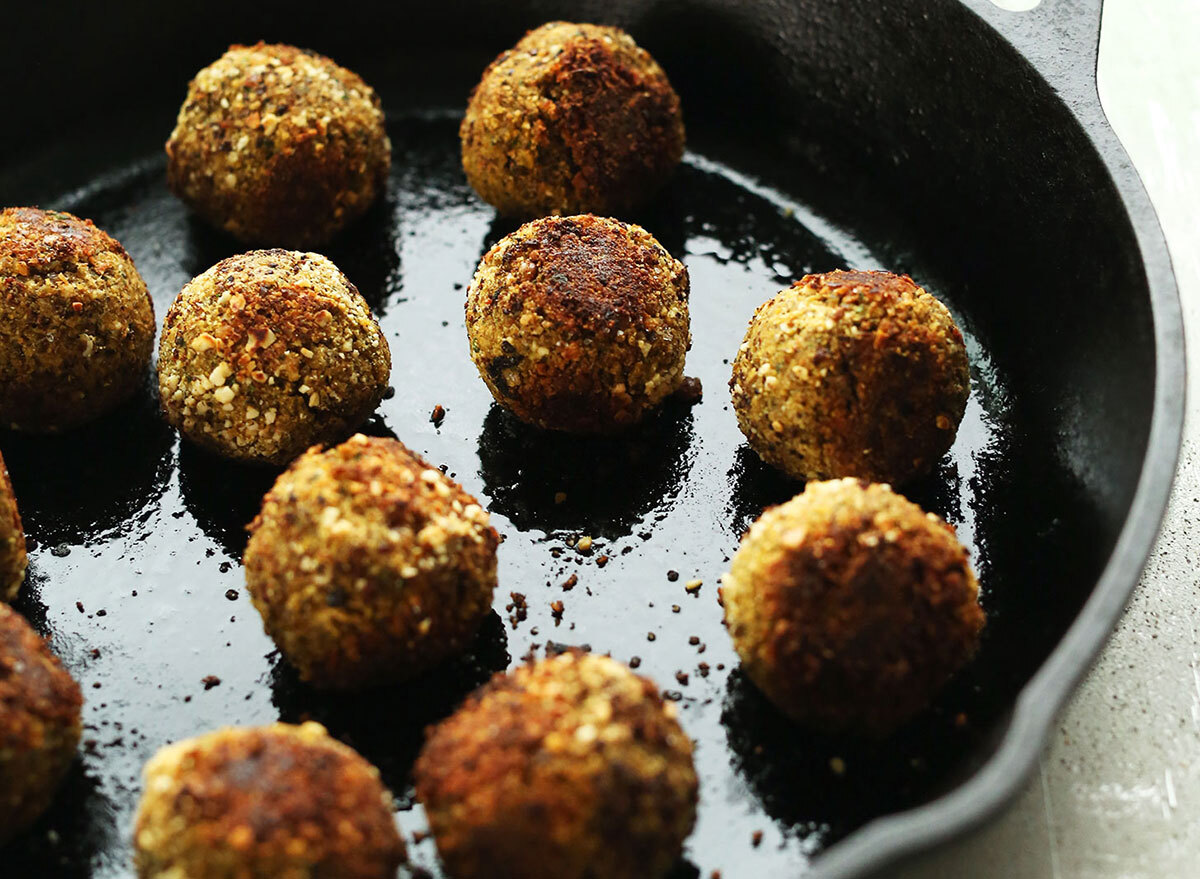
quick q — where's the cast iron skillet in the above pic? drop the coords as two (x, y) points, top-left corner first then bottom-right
(0, 0), (1183, 877)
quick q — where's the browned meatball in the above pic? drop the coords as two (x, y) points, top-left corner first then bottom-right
(133, 722), (405, 878)
(720, 478), (985, 736)
(0, 603), (83, 843)
(157, 250), (391, 465)
(730, 270), (970, 485)
(0, 451), (27, 602)
(166, 43), (391, 248)
(465, 214), (690, 433)
(244, 434), (499, 688)
(0, 207), (155, 432)
(461, 22), (685, 216)
(415, 651), (698, 879)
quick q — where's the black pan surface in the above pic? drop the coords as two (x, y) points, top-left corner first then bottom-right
(0, 1), (1184, 877)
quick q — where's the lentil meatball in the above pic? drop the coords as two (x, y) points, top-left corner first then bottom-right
(414, 650), (697, 879)
(0, 207), (155, 432)
(0, 451), (26, 602)
(720, 478), (985, 736)
(157, 250), (390, 465)
(0, 603), (83, 843)
(466, 214), (690, 433)
(243, 433), (499, 688)
(166, 42), (391, 248)
(133, 721), (405, 879)
(461, 22), (685, 217)
(730, 270), (970, 485)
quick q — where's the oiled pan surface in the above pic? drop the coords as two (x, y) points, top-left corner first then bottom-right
(3, 113), (1101, 878)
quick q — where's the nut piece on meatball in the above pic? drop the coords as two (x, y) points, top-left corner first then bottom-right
(415, 650), (698, 879)
(157, 250), (390, 465)
(0, 603), (83, 843)
(166, 42), (391, 248)
(461, 22), (685, 217)
(133, 721), (405, 879)
(720, 478), (985, 736)
(466, 214), (690, 433)
(244, 434), (499, 688)
(0, 207), (155, 432)
(0, 451), (27, 602)
(730, 270), (970, 485)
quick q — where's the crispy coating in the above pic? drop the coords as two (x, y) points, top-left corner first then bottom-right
(166, 43), (391, 248)
(0, 451), (26, 602)
(461, 22), (685, 216)
(720, 478), (985, 736)
(0, 603), (83, 843)
(244, 434), (499, 688)
(157, 250), (390, 465)
(0, 207), (155, 432)
(415, 651), (698, 879)
(730, 270), (970, 485)
(134, 721), (405, 879)
(466, 214), (690, 433)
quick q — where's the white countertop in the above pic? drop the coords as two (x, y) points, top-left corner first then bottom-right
(897, 1), (1200, 876)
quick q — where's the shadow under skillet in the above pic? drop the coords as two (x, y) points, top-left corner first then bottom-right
(176, 187), (399, 315)
(5, 763), (119, 879)
(176, 442), (280, 560)
(0, 383), (175, 551)
(176, 413), (400, 559)
(270, 610), (510, 803)
(722, 668), (960, 846)
(725, 444), (805, 541)
(476, 400), (697, 541)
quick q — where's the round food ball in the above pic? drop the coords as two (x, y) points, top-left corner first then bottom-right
(414, 650), (697, 879)
(0, 207), (155, 432)
(466, 214), (690, 433)
(158, 249), (390, 465)
(730, 270), (970, 485)
(0, 451), (26, 602)
(133, 721), (405, 879)
(461, 22), (685, 216)
(244, 433), (499, 688)
(0, 602), (82, 843)
(166, 42), (391, 248)
(720, 478), (985, 736)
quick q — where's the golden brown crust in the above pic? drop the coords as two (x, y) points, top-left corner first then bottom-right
(465, 214), (690, 433)
(134, 722), (405, 879)
(243, 434), (499, 688)
(0, 451), (26, 602)
(730, 270), (970, 485)
(166, 42), (391, 248)
(460, 22), (685, 216)
(720, 479), (985, 736)
(157, 249), (390, 465)
(414, 651), (697, 879)
(0, 207), (155, 432)
(0, 603), (83, 842)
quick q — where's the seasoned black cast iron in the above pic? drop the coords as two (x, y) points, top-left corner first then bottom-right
(0, 0), (1182, 877)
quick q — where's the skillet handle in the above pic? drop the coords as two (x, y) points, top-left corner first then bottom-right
(968, 0), (1105, 106)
